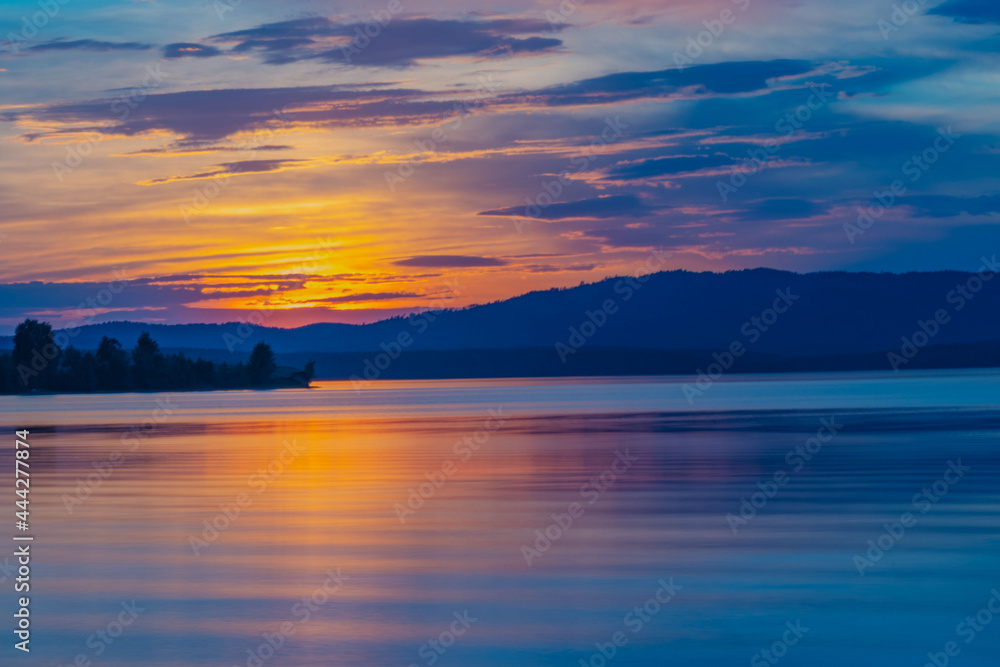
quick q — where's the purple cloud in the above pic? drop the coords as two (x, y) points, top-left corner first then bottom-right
(392, 255), (508, 267)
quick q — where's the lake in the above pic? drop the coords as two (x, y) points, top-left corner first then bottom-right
(2, 370), (999, 666)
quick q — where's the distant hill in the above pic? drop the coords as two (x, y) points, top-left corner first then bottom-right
(3, 268), (999, 378)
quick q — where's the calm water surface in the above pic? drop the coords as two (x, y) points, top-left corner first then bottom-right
(2, 370), (999, 666)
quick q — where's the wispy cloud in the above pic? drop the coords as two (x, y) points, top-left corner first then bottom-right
(29, 39), (153, 52)
(392, 255), (508, 268)
(207, 16), (563, 67)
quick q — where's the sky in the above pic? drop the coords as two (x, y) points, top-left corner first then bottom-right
(1, 0), (999, 331)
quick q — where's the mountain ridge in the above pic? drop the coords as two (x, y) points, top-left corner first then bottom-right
(2, 268), (998, 363)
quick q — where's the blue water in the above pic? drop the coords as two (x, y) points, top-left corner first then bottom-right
(1, 370), (999, 666)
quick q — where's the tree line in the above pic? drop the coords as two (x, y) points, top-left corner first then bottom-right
(0, 319), (314, 394)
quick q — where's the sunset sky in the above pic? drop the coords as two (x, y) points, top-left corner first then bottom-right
(1, 0), (999, 331)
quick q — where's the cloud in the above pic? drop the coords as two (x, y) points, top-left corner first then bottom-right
(138, 159), (311, 185)
(314, 292), (420, 304)
(902, 194), (1000, 218)
(125, 144), (294, 156)
(528, 60), (815, 106)
(0, 280), (199, 315)
(209, 16), (563, 67)
(575, 224), (675, 248)
(732, 198), (831, 221)
(3, 58), (863, 146)
(479, 195), (653, 220)
(604, 154), (738, 180)
(28, 39), (153, 52)
(928, 0), (1000, 24)
(521, 263), (599, 273)
(392, 255), (507, 267)
(7, 84), (452, 142)
(164, 43), (224, 59)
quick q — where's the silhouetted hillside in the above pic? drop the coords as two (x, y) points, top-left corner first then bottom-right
(3, 269), (1000, 378)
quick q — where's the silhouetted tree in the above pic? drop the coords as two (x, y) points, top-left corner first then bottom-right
(96, 336), (130, 390)
(193, 358), (214, 387)
(131, 331), (165, 389)
(166, 352), (201, 389)
(0, 353), (12, 393)
(12, 319), (60, 390)
(248, 342), (277, 384)
(59, 347), (97, 392)
(234, 362), (248, 386)
(1, 319), (313, 394)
